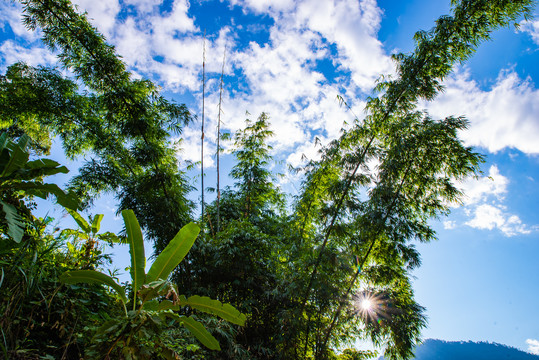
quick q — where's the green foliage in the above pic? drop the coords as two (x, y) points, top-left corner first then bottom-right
(146, 222), (199, 283)
(61, 210), (244, 359)
(122, 209), (147, 306)
(229, 112), (284, 219)
(0, 215), (116, 359)
(0, 133), (79, 243)
(2, 0), (535, 359)
(13, 0), (195, 252)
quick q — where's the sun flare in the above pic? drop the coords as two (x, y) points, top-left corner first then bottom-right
(361, 298), (373, 311)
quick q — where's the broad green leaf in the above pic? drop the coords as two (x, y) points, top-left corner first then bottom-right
(24, 158), (63, 171)
(146, 222), (199, 283)
(138, 279), (172, 303)
(121, 210), (146, 294)
(0, 200), (25, 243)
(57, 190), (80, 210)
(159, 347), (179, 360)
(61, 229), (88, 240)
(157, 300), (179, 311)
(66, 209), (91, 233)
(16, 182), (80, 210)
(98, 232), (125, 244)
(91, 214), (104, 234)
(16, 134), (30, 151)
(0, 133), (8, 153)
(166, 314), (220, 351)
(179, 295), (246, 326)
(0, 136), (29, 177)
(142, 299), (159, 311)
(60, 270), (127, 305)
(20, 159), (69, 179)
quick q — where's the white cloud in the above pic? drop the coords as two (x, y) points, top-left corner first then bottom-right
(426, 69), (539, 155)
(520, 19), (539, 45)
(426, 68), (539, 235)
(32, 0), (389, 168)
(443, 220), (456, 230)
(458, 165), (508, 206)
(0, 1), (39, 41)
(526, 339), (539, 355)
(123, 0), (163, 13)
(192, 0), (388, 170)
(294, 0), (393, 90)
(446, 165), (535, 237)
(465, 204), (531, 237)
(229, 0), (296, 15)
(0, 41), (58, 71)
(72, 0), (121, 38)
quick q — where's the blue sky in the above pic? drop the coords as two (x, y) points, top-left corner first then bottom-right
(1, 0), (539, 355)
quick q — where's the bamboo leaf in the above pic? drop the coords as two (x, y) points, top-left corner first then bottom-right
(180, 295), (246, 326)
(121, 210), (146, 294)
(91, 214), (104, 234)
(146, 222), (199, 283)
(60, 270), (127, 305)
(66, 209), (91, 233)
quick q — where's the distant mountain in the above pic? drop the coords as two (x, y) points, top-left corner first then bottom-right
(378, 339), (539, 360)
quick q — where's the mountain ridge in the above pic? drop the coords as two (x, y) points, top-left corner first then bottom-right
(378, 339), (539, 359)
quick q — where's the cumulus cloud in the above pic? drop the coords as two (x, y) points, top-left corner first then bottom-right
(293, 0), (393, 90)
(72, 0), (121, 38)
(0, 41), (58, 71)
(465, 204), (531, 237)
(0, 1), (40, 41)
(520, 19), (539, 45)
(229, 0), (296, 15)
(444, 165), (534, 237)
(205, 0), (388, 169)
(1, 0), (392, 169)
(426, 69), (539, 155)
(458, 165), (508, 206)
(526, 339), (539, 355)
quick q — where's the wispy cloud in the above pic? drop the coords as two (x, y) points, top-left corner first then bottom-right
(526, 339), (539, 355)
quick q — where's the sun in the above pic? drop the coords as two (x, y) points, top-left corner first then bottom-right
(361, 298), (373, 311)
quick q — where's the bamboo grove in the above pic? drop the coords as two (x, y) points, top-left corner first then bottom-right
(0, 0), (535, 359)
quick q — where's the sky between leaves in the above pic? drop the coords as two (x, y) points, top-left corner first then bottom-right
(1, 0), (539, 355)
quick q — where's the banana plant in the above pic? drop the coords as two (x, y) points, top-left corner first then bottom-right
(60, 209), (246, 358)
(62, 209), (124, 268)
(0, 132), (79, 243)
